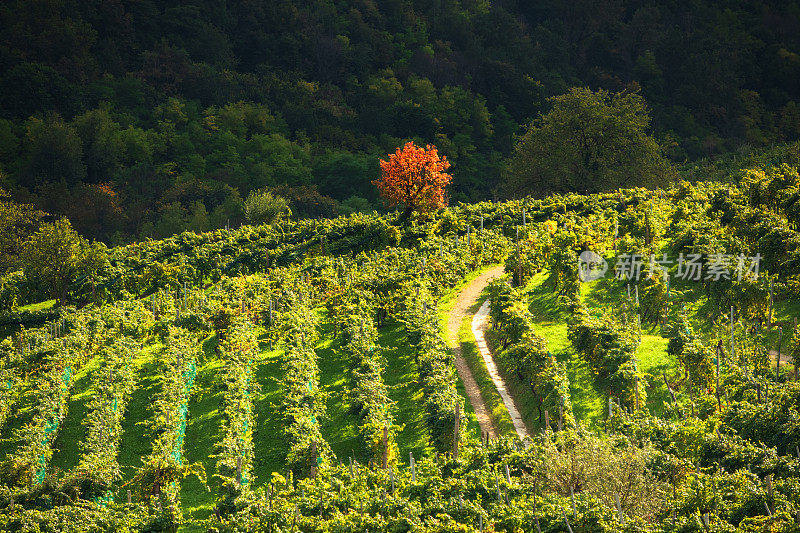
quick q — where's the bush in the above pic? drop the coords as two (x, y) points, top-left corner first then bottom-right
(243, 190), (291, 225)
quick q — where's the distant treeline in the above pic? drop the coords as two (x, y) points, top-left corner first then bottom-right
(0, 0), (798, 242)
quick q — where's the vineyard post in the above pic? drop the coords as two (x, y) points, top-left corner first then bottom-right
(663, 373), (676, 403)
(777, 327), (782, 381)
(453, 402), (460, 461)
(608, 397), (613, 418)
(558, 397), (563, 431)
(766, 474), (774, 514)
(614, 218), (618, 252)
(716, 343), (721, 409)
(562, 506), (574, 533)
(570, 486), (577, 519)
(635, 285), (639, 305)
(544, 409), (550, 432)
(615, 493), (625, 524)
(768, 278), (774, 328)
(730, 307), (735, 362)
(480, 216), (484, 231)
(505, 463), (511, 483)
(127, 490), (131, 504)
(516, 227), (521, 287)
(310, 440), (317, 479)
(533, 480), (542, 533)
(522, 208), (526, 226)
(410, 452), (415, 482)
(349, 456), (353, 477)
(237, 455), (242, 485)
(634, 376), (640, 411)
(382, 424), (388, 469)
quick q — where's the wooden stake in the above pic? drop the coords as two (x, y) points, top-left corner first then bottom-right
(310, 440), (318, 479)
(570, 486), (576, 519)
(382, 425), (388, 469)
(731, 306), (735, 361)
(768, 278), (774, 328)
(453, 403), (460, 460)
(663, 373), (676, 403)
(562, 506), (575, 533)
(766, 474), (773, 514)
(615, 493), (625, 524)
(776, 326), (783, 381)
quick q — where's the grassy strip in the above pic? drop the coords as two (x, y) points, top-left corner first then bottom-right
(316, 314), (361, 463)
(181, 335), (224, 521)
(379, 320), (434, 462)
(115, 343), (162, 489)
(525, 271), (606, 426)
(46, 356), (102, 473)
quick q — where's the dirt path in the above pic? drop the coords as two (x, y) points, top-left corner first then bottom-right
(445, 265), (505, 439)
(473, 300), (530, 440)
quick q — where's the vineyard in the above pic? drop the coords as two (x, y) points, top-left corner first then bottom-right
(3, 162), (800, 532)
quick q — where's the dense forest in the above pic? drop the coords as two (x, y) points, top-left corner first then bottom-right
(1, 0), (799, 242)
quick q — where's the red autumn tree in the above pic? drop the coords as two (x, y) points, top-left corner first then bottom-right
(374, 142), (452, 220)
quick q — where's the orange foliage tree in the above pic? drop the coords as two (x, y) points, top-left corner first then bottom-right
(374, 142), (452, 220)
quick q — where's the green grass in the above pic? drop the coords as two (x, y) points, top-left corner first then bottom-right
(251, 342), (288, 484)
(17, 299), (56, 312)
(526, 272), (606, 426)
(116, 343), (162, 492)
(180, 334), (225, 521)
(379, 320), (434, 462)
(48, 356), (103, 474)
(316, 315), (362, 464)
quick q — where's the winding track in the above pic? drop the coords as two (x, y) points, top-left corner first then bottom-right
(444, 265), (513, 439)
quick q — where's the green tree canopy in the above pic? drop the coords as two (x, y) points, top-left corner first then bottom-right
(21, 218), (107, 305)
(0, 187), (45, 273)
(503, 87), (675, 197)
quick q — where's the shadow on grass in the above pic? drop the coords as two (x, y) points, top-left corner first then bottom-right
(49, 356), (102, 473)
(116, 345), (162, 493)
(181, 336), (224, 520)
(380, 320), (435, 463)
